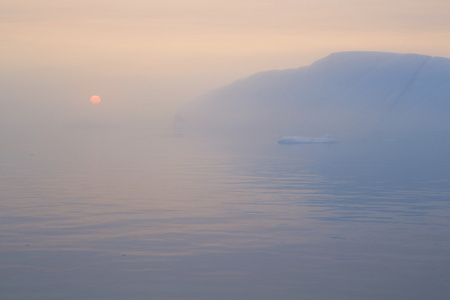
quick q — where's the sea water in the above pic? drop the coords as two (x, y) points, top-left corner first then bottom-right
(1, 128), (450, 300)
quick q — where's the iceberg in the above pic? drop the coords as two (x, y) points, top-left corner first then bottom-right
(278, 134), (339, 144)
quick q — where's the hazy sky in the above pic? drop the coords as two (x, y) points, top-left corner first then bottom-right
(2, 0), (450, 128)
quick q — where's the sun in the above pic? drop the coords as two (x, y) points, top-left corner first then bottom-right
(90, 95), (101, 104)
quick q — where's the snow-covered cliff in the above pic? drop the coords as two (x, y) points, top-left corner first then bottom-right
(179, 51), (450, 137)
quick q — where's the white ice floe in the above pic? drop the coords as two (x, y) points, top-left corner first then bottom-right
(278, 134), (339, 144)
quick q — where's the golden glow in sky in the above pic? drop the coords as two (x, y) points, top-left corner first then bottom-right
(1, 0), (450, 126)
(3, 0), (450, 77)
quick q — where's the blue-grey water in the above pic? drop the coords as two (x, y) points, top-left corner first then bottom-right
(1, 128), (450, 300)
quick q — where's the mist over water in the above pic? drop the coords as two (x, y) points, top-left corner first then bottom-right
(2, 125), (450, 300)
(3, 0), (450, 297)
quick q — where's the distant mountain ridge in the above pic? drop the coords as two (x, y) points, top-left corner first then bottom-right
(179, 51), (450, 137)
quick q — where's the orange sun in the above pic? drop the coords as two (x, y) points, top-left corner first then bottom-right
(90, 95), (101, 104)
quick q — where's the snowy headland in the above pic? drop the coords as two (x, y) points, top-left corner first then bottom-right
(178, 51), (450, 138)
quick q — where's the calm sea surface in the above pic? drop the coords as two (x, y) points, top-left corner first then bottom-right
(1, 128), (450, 300)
